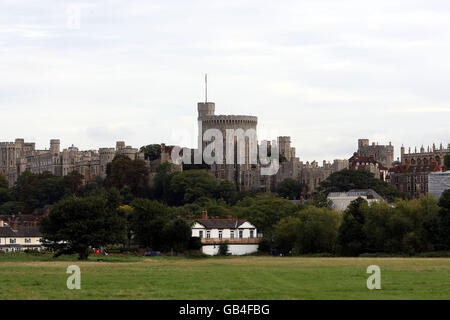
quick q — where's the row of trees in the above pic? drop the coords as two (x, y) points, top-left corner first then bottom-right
(0, 171), (84, 214)
(270, 191), (450, 256)
(275, 169), (407, 202)
(40, 190), (195, 260)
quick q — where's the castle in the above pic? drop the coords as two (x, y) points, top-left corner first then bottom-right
(196, 101), (349, 195)
(0, 139), (144, 186)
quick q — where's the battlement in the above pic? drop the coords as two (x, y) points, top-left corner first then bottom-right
(0, 142), (18, 147)
(99, 148), (116, 153)
(201, 115), (258, 124)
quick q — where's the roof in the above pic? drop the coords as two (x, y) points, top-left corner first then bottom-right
(328, 189), (384, 201)
(389, 163), (441, 174)
(0, 227), (16, 237)
(16, 226), (42, 237)
(194, 219), (249, 229)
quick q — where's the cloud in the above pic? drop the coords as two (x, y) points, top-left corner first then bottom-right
(0, 0), (449, 162)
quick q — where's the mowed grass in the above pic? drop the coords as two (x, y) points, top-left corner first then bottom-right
(0, 253), (449, 299)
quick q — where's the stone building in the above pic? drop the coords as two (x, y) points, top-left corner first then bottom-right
(388, 162), (442, 198)
(197, 101), (261, 191)
(348, 153), (389, 181)
(0, 139), (145, 186)
(298, 159), (349, 195)
(357, 139), (394, 168)
(400, 143), (449, 167)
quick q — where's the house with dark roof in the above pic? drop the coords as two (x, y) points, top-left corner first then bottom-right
(0, 219), (43, 252)
(190, 212), (261, 255)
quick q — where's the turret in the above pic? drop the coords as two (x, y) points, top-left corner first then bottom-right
(50, 139), (60, 155)
(197, 102), (215, 119)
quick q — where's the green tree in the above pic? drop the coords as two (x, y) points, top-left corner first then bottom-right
(337, 197), (369, 256)
(437, 190), (450, 249)
(312, 192), (332, 208)
(153, 161), (176, 201)
(319, 169), (406, 202)
(105, 155), (150, 197)
(11, 171), (66, 212)
(232, 194), (298, 238)
(273, 207), (341, 254)
(0, 187), (12, 205)
(215, 180), (238, 204)
(0, 171), (8, 189)
(140, 144), (161, 161)
(63, 171), (84, 196)
(40, 196), (126, 260)
(277, 178), (302, 200)
(131, 198), (191, 252)
(168, 170), (218, 206)
(444, 155), (450, 168)
(0, 201), (25, 215)
(217, 243), (229, 256)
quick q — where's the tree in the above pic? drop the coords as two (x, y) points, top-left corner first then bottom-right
(140, 144), (161, 161)
(231, 194), (298, 238)
(153, 161), (176, 201)
(40, 196), (126, 260)
(130, 198), (191, 252)
(0, 172), (8, 189)
(217, 243), (229, 256)
(312, 192), (332, 208)
(0, 188), (12, 205)
(273, 207), (341, 254)
(437, 190), (450, 249)
(168, 170), (218, 206)
(337, 197), (369, 256)
(105, 155), (150, 197)
(277, 178), (302, 200)
(11, 171), (66, 212)
(215, 180), (238, 204)
(319, 169), (406, 202)
(444, 155), (450, 168)
(0, 201), (25, 215)
(63, 171), (84, 196)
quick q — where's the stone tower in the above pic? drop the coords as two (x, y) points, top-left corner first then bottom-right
(197, 102), (215, 119)
(196, 101), (259, 191)
(50, 139), (60, 155)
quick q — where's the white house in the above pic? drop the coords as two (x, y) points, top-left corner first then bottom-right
(428, 171), (450, 199)
(191, 219), (261, 255)
(0, 220), (43, 252)
(327, 189), (385, 211)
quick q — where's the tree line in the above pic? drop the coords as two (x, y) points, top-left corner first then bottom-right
(1, 152), (449, 260)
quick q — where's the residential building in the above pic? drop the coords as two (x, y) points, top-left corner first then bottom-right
(190, 212), (261, 255)
(328, 189), (385, 211)
(428, 170), (450, 199)
(0, 220), (43, 252)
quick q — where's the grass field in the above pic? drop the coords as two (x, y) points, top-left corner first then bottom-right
(0, 253), (449, 299)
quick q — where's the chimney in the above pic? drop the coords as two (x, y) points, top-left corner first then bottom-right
(201, 210), (208, 219)
(0, 219), (3, 227)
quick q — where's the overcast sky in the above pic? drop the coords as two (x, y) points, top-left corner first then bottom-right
(1, 0), (449, 162)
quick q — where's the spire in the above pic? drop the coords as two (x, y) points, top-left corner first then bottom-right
(205, 73), (208, 103)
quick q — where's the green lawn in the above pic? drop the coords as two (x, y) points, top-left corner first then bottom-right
(0, 253), (449, 299)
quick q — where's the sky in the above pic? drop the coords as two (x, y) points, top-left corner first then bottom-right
(1, 0), (449, 162)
